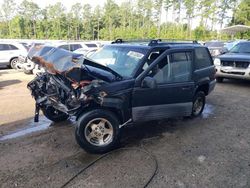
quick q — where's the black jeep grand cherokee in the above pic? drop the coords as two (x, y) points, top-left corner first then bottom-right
(27, 39), (216, 153)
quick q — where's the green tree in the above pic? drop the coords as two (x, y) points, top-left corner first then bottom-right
(1, 0), (16, 37)
(154, 0), (163, 37)
(18, 0), (41, 38)
(232, 0), (250, 25)
(70, 3), (82, 40)
(46, 3), (66, 39)
(103, 0), (121, 40)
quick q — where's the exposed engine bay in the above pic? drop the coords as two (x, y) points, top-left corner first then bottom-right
(27, 45), (122, 121)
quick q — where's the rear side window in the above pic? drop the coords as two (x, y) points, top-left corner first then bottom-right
(85, 43), (97, 48)
(70, 44), (82, 51)
(194, 48), (212, 69)
(0, 44), (10, 51)
(9, 44), (19, 50)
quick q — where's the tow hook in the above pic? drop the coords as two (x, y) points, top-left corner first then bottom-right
(34, 103), (40, 122)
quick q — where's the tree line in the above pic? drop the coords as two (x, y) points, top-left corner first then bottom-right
(0, 0), (249, 41)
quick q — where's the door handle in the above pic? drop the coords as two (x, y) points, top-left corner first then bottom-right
(182, 86), (191, 90)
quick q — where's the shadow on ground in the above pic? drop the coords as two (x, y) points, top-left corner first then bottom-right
(120, 117), (191, 146)
(0, 79), (22, 89)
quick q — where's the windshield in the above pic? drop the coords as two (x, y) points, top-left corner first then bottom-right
(229, 42), (250, 53)
(89, 45), (147, 77)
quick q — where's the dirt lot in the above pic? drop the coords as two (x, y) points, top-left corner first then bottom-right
(0, 69), (250, 188)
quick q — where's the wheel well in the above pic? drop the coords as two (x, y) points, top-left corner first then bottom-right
(196, 84), (209, 96)
(76, 105), (123, 124)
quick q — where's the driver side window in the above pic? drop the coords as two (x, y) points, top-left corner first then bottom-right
(149, 51), (192, 84)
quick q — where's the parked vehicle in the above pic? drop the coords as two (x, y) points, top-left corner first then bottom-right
(27, 39), (216, 153)
(224, 40), (246, 51)
(73, 48), (98, 57)
(16, 43), (46, 74)
(0, 42), (28, 69)
(205, 41), (225, 57)
(214, 41), (250, 82)
(57, 42), (98, 52)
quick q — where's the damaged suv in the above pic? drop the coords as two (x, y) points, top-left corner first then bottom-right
(27, 39), (216, 153)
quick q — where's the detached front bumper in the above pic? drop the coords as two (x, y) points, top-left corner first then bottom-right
(215, 66), (250, 80)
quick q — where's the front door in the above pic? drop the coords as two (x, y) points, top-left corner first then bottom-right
(132, 49), (195, 122)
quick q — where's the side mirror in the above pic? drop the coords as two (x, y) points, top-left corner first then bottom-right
(141, 76), (157, 89)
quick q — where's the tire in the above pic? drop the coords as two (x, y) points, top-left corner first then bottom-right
(75, 109), (120, 154)
(10, 58), (19, 69)
(41, 106), (69, 122)
(191, 91), (206, 117)
(216, 77), (224, 83)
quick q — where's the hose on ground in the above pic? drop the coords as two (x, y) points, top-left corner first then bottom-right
(60, 147), (158, 188)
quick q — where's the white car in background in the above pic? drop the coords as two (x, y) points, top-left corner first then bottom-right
(56, 42), (98, 52)
(0, 42), (28, 69)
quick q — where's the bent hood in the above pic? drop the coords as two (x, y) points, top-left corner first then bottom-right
(28, 45), (122, 82)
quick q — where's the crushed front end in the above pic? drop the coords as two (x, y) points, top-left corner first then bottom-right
(27, 45), (121, 122)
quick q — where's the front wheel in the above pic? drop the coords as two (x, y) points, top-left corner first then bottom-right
(191, 91), (206, 117)
(75, 109), (120, 154)
(41, 106), (69, 122)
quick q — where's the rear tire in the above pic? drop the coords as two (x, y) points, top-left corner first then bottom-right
(191, 91), (205, 117)
(75, 109), (120, 154)
(10, 58), (19, 69)
(216, 77), (224, 83)
(42, 106), (69, 122)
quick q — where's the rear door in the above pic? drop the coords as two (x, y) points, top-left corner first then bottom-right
(132, 48), (195, 122)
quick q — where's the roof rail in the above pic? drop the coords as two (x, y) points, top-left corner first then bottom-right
(111, 38), (199, 46)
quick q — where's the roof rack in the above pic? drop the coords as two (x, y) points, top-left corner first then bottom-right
(111, 38), (199, 46)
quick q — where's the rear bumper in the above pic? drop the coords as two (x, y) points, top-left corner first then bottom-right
(215, 66), (250, 80)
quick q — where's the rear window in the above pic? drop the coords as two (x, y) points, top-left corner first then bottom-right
(194, 47), (213, 69)
(9, 44), (19, 50)
(85, 43), (97, 48)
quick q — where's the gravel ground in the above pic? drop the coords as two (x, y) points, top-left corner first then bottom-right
(0, 69), (250, 188)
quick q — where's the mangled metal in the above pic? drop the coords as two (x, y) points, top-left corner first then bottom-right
(27, 45), (122, 122)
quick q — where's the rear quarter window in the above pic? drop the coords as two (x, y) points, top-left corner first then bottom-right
(9, 44), (19, 50)
(58, 45), (70, 51)
(85, 43), (97, 48)
(71, 44), (82, 51)
(194, 47), (213, 69)
(0, 44), (10, 51)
